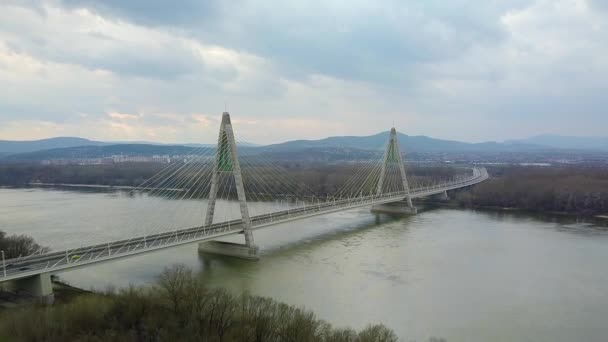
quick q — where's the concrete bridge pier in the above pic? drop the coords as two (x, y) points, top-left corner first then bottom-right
(199, 241), (260, 260)
(4, 272), (55, 304)
(371, 201), (417, 215)
(435, 190), (450, 201)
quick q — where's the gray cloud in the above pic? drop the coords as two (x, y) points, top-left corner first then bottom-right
(0, 0), (607, 143)
(61, 0), (222, 26)
(0, 3), (208, 80)
(588, 0), (608, 11)
(59, 0), (530, 84)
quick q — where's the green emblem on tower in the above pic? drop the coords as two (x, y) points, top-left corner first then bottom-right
(217, 131), (233, 172)
(386, 140), (399, 163)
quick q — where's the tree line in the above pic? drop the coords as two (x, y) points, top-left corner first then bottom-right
(0, 163), (166, 187)
(5, 162), (606, 216)
(453, 165), (608, 216)
(0, 264), (443, 342)
(0, 162), (468, 197)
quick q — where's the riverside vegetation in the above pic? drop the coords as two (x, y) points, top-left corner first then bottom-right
(2, 162), (607, 217)
(0, 230), (48, 259)
(453, 165), (608, 217)
(0, 264), (450, 342)
(0, 162), (466, 191)
(2, 161), (606, 216)
(0, 231), (409, 341)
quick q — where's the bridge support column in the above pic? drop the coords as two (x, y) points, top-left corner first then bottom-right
(199, 241), (260, 260)
(372, 201), (418, 215)
(5, 273), (54, 304)
(435, 190), (450, 201)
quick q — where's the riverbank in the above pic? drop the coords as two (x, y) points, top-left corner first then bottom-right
(417, 199), (608, 226)
(0, 278), (89, 310)
(28, 182), (186, 192)
(448, 165), (608, 218)
(0, 265), (403, 342)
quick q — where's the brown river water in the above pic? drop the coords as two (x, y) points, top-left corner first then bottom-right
(1, 187), (608, 342)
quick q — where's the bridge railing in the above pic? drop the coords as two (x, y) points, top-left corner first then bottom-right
(249, 167), (488, 226)
(1, 167), (488, 280)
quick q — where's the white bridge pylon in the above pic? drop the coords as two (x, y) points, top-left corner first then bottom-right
(204, 112), (255, 247)
(372, 127), (417, 214)
(199, 112), (260, 259)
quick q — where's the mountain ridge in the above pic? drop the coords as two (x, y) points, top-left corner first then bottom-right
(0, 137), (258, 156)
(0, 137), (108, 154)
(2, 133), (606, 161)
(508, 134), (608, 151)
(258, 132), (545, 153)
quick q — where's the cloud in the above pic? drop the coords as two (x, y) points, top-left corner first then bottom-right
(61, 0), (221, 27)
(0, 0), (607, 144)
(587, 0), (608, 12)
(59, 0), (531, 84)
(0, 4), (210, 80)
(0, 3), (287, 139)
(108, 112), (140, 120)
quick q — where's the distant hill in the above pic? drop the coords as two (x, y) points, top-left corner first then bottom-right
(260, 147), (381, 162)
(2, 144), (198, 161)
(0, 137), (108, 155)
(1, 143), (267, 162)
(260, 132), (545, 153)
(0, 137), (260, 157)
(7, 132), (601, 163)
(510, 135), (608, 151)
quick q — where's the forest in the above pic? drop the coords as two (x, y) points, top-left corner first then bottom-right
(0, 163), (166, 187)
(2, 162), (607, 216)
(453, 165), (608, 216)
(0, 162), (468, 196)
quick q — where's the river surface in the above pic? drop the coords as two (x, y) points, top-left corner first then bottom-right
(1, 187), (608, 342)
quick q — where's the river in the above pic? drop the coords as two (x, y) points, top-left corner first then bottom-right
(1, 187), (608, 341)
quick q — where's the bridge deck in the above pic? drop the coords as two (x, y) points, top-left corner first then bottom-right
(1, 168), (488, 282)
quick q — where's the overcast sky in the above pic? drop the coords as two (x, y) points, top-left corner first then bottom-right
(0, 0), (606, 144)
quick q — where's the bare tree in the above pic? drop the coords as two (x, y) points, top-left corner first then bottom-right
(0, 231), (49, 258)
(358, 324), (398, 342)
(157, 264), (194, 325)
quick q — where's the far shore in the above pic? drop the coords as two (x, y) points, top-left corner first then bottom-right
(417, 199), (608, 223)
(27, 182), (186, 192)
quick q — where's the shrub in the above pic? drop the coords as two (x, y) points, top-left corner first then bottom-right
(0, 265), (404, 342)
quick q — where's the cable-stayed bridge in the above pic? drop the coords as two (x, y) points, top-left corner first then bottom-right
(0, 112), (488, 301)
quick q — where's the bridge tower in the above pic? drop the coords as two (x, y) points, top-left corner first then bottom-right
(372, 127), (417, 215)
(199, 112), (259, 259)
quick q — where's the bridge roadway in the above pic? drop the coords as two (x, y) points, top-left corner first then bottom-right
(1, 167), (488, 283)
